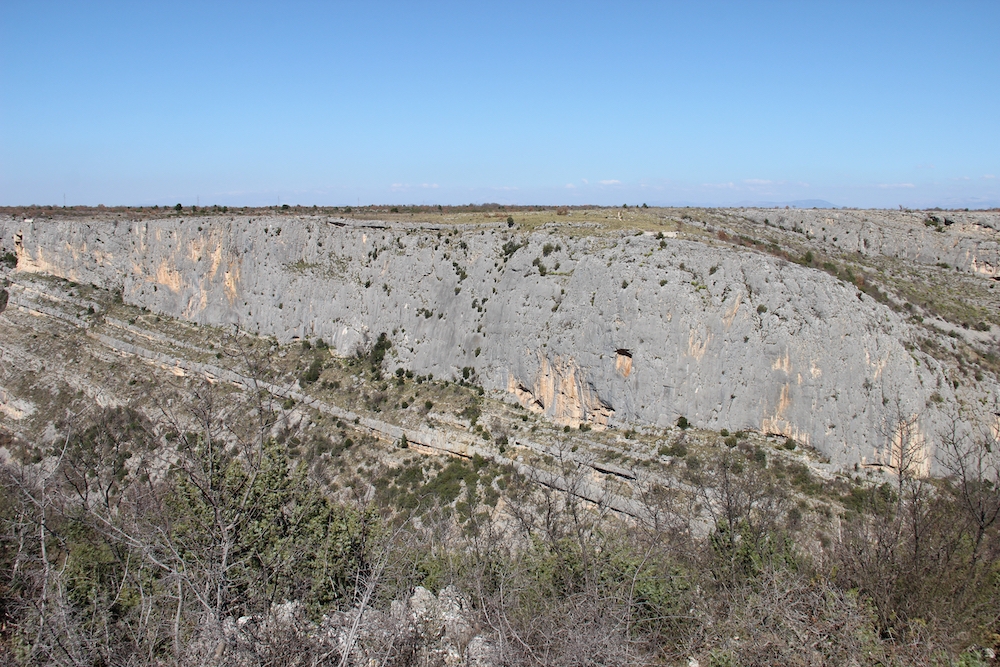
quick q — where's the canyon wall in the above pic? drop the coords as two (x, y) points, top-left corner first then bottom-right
(3, 211), (997, 470)
(737, 208), (1000, 277)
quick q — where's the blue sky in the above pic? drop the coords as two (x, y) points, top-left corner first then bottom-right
(2, 1), (998, 208)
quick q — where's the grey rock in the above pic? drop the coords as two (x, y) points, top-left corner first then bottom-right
(2, 212), (996, 471)
(735, 207), (1000, 277)
(409, 585), (477, 666)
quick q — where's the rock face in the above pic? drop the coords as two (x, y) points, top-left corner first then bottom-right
(220, 586), (494, 667)
(2, 211), (997, 470)
(406, 586), (486, 666)
(737, 208), (1000, 277)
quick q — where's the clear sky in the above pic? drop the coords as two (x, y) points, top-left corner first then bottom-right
(2, 1), (998, 208)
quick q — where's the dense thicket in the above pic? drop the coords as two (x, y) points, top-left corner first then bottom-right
(1, 396), (997, 666)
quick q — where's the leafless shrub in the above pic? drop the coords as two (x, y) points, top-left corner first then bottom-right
(2, 351), (998, 665)
(831, 401), (1000, 649)
(699, 568), (886, 667)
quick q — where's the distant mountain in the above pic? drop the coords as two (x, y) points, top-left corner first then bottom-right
(732, 199), (839, 209)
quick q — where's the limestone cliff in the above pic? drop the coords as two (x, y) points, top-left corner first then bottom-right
(2, 210), (997, 470)
(737, 208), (1000, 277)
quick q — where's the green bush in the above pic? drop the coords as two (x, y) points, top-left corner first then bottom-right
(300, 358), (322, 385)
(459, 403), (480, 426)
(368, 332), (392, 375)
(502, 240), (522, 259)
(658, 443), (688, 457)
(752, 446), (767, 466)
(423, 459), (479, 505)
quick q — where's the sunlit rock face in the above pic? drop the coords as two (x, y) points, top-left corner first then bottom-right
(738, 208), (1000, 278)
(3, 211), (997, 470)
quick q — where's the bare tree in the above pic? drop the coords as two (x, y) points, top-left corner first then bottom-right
(938, 401), (1000, 565)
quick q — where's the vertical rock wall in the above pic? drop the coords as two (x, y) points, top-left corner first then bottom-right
(2, 213), (993, 470)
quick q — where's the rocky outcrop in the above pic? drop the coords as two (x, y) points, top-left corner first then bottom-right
(507, 354), (614, 429)
(2, 212), (996, 469)
(736, 208), (1000, 277)
(217, 586), (495, 667)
